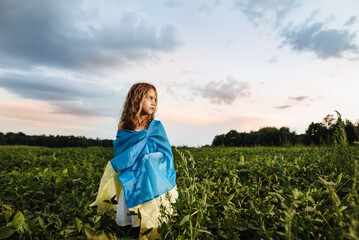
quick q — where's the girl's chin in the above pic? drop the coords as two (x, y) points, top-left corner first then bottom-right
(140, 111), (152, 116)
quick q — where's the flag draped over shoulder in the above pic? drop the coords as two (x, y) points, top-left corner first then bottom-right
(90, 119), (177, 239)
(110, 119), (177, 209)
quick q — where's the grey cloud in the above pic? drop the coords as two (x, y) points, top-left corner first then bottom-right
(50, 101), (113, 117)
(0, 73), (106, 101)
(324, 15), (336, 24)
(51, 98), (121, 117)
(267, 56), (278, 63)
(274, 105), (291, 109)
(197, 76), (250, 105)
(0, 0), (182, 71)
(281, 22), (358, 59)
(51, 103), (100, 117)
(233, 1), (358, 60)
(0, 72), (122, 117)
(344, 16), (357, 27)
(234, 0), (302, 26)
(165, 0), (184, 8)
(181, 70), (199, 74)
(306, 10), (320, 24)
(289, 96), (308, 101)
(275, 95), (317, 110)
(199, 0), (222, 15)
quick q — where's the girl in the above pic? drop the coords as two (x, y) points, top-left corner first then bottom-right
(90, 83), (178, 239)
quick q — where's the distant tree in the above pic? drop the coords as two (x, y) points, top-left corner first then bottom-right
(212, 126), (298, 147)
(0, 132), (5, 145)
(212, 134), (225, 146)
(257, 127), (280, 146)
(211, 111), (358, 147)
(305, 122), (329, 145)
(354, 120), (359, 140)
(243, 131), (257, 146)
(323, 114), (336, 143)
(0, 132), (113, 148)
(224, 130), (240, 147)
(279, 127), (296, 146)
(295, 134), (306, 145)
(5, 132), (16, 145)
(344, 119), (357, 144)
(323, 114), (336, 129)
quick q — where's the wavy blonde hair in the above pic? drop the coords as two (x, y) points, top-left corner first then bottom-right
(119, 82), (157, 130)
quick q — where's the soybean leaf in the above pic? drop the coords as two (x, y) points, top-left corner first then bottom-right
(12, 211), (25, 231)
(180, 215), (190, 226)
(0, 227), (15, 239)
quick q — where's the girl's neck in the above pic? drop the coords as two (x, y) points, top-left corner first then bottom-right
(139, 114), (149, 124)
(135, 115), (150, 131)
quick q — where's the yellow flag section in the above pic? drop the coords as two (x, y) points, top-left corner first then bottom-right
(90, 161), (178, 239)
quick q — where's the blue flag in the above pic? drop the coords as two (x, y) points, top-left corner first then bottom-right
(110, 119), (176, 208)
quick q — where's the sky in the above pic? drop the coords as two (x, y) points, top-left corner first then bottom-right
(0, 0), (358, 147)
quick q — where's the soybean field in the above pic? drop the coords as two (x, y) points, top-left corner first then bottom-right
(0, 145), (358, 239)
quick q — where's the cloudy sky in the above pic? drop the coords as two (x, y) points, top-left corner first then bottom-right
(0, 0), (358, 146)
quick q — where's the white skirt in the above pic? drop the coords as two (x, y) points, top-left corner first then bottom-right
(116, 189), (140, 227)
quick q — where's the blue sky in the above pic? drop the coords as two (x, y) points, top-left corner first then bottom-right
(0, 0), (358, 146)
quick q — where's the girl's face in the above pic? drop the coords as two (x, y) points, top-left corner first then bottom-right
(141, 88), (157, 115)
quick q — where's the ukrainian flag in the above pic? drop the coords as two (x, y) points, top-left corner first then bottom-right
(90, 120), (178, 239)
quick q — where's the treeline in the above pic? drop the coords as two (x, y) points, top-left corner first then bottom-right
(212, 112), (359, 147)
(0, 132), (113, 148)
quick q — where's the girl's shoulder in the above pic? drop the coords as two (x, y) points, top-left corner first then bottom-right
(118, 121), (124, 131)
